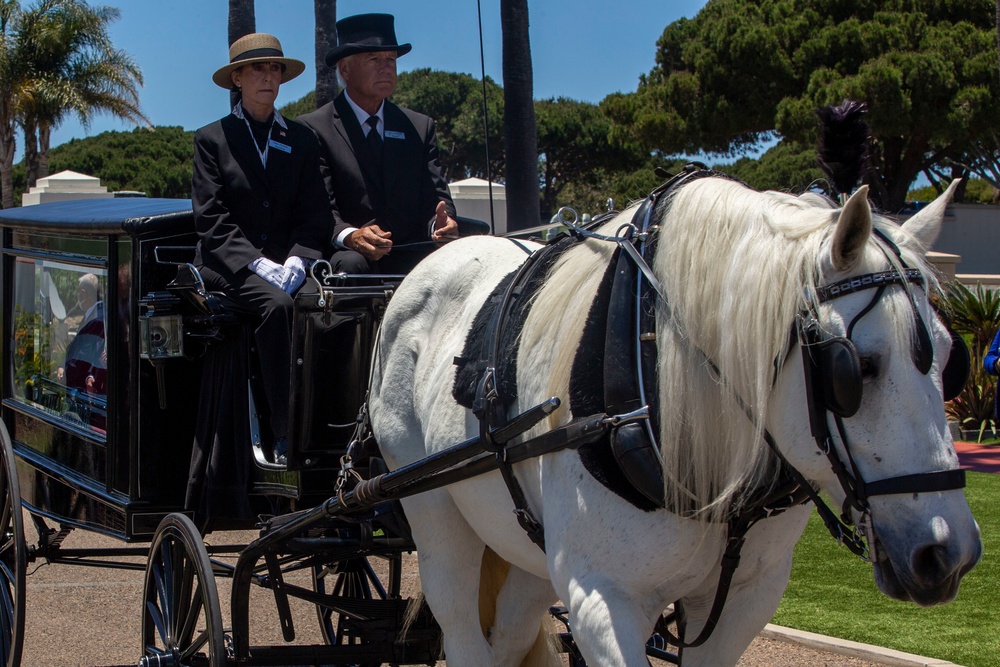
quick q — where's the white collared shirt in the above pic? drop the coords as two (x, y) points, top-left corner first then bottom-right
(343, 91), (384, 139)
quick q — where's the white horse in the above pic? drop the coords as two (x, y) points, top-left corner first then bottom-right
(369, 174), (982, 666)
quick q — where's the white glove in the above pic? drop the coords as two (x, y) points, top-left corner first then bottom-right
(250, 257), (286, 290)
(281, 256), (307, 294)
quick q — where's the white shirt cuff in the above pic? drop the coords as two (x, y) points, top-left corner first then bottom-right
(336, 227), (359, 249)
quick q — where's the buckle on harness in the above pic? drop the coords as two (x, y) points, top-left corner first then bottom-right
(603, 405), (650, 426)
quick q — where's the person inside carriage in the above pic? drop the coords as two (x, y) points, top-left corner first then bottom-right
(59, 272), (106, 396)
(190, 32), (333, 468)
(298, 12), (460, 275)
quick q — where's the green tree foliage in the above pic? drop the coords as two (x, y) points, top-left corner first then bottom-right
(279, 91), (316, 121)
(603, 0), (999, 212)
(535, 97), (647, 216)
(720, 140), (824, 193)
(392, 68), (505, 183)
(13, 125), (194, 201)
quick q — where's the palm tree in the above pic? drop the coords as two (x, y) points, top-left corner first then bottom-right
(500, 0), (540, 230)
(0, 0), (148, 206)
(314, 0), (336, 108)
(0, 0), (28, 208)
(18, 0), (148, 190)
(227, 0), (255, 108)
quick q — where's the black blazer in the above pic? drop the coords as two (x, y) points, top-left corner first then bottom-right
(192, 112), (333, 281)
(298, 93), (456, 248)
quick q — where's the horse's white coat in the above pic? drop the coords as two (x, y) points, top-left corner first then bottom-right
(369, 179), (981, 666)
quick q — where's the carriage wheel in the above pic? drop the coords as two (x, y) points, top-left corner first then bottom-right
(0, 422), (25, 667)
(312, 554), (401, 663)
(140, 513), (225, 667)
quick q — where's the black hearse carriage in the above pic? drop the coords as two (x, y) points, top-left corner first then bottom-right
(0, 196), (449, 666)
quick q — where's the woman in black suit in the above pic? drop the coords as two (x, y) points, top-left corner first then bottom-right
(192, 33), (332, 464)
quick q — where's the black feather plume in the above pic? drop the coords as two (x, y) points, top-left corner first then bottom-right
(816, 100), (870, 198)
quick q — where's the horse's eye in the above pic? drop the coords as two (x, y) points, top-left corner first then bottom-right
(859, 356), (877, 379)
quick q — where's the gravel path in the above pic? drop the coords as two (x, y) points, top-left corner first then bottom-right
(18, 519), (902, 666)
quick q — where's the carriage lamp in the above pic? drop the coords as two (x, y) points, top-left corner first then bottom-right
(139, 313), (184, 360)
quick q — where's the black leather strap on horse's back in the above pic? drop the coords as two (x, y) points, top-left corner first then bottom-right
(453, 270), (518, 410)
(453, 234), (584, 413)
(570, 252), (661, 511)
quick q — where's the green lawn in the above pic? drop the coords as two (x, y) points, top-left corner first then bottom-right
(772, 471), (998, 667)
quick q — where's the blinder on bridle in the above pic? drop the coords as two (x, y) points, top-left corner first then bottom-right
(801, 268), (970, 429)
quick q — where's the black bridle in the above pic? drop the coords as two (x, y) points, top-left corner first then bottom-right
(790, 255), (968, 561)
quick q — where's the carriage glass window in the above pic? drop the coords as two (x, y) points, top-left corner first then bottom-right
(12, 258), (108, 436)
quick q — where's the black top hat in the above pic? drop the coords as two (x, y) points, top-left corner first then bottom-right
(325, 13), (412, 67)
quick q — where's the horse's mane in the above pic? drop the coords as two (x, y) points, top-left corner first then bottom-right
(520, 176), (935, 523)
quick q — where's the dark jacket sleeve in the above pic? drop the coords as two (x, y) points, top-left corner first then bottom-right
(421, 116), (457, 227)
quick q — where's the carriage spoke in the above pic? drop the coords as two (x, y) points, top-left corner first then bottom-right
(178, 628), (211, 662)
(0, 534), (15, 559)
(144, 599), (168, 646)
(176, 582), (205, 648)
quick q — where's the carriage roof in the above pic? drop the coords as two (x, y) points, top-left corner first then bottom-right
(0, 197), (193, 235)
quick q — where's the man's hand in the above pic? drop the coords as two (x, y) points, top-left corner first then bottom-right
(431, 200), (459, 243)
(347, 224), (393, 260)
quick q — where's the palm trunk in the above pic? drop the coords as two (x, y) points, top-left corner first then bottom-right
(38, 123), (50, 180)
(314, 0), (337, 108)
(500, 0), (540, 231)
(23, 116), (38, 190)
(0, 128), (15, 209)
(0, 100), (14, 209)
(227, 0), (256, 109)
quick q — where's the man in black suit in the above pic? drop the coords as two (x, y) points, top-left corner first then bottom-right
(299, 13), (459, 275)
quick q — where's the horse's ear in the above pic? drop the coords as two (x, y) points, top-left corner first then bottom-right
(900, 179), (960, 253)
(831, 185), (872, 271)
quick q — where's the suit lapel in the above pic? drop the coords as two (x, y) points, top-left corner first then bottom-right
(334, 94), (384, 195)
(222, 114), (269, 190)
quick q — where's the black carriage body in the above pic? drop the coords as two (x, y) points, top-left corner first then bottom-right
(0, 198), (202, 539)
(0, 198), (382, 540)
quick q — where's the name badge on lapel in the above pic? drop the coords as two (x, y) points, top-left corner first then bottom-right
(385, 130), (406, 140)
(268, 139), (292, 153)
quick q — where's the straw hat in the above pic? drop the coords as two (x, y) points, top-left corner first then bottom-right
(212, 33), (305, 89)
(325, 13), (412, 67)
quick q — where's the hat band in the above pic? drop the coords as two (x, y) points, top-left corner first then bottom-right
(231, 47), (284, 63)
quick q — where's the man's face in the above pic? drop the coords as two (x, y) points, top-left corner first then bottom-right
(342, 51), (398, 103)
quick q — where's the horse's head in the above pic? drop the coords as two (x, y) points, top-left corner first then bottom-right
(768, 182), (982, 606)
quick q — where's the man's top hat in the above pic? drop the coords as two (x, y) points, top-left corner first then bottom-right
(325, 13), (412, 67)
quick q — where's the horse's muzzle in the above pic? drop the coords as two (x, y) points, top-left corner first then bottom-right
(873, 530), (983, 607)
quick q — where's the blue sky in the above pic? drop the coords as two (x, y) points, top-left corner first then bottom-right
(46, 0), (709, 154)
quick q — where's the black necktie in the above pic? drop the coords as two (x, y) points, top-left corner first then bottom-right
(366, 115), (383, 167)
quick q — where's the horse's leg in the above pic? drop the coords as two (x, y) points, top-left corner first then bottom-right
(488, 560), (560, 667)
(563, 576), (657, 667)
(402, 488), (496, 666)
(676, 506), (811, 667)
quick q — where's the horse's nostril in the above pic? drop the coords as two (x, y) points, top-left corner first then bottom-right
(912, 544), (952, 588)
